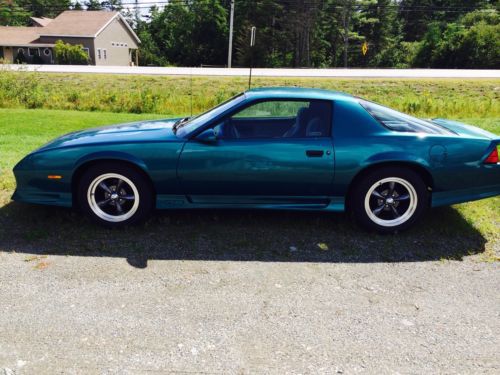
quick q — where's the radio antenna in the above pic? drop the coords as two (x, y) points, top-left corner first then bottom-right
(190, 67), (193, 117)
(248, 26), (256, 90)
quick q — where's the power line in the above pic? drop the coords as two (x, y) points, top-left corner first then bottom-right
(11, 0), (497, 12)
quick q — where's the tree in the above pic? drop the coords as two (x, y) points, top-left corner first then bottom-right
(133, 0), (497, 68)
(135, 16), (169, 66)
(54, 40), (89, 65)
(0, 0), (31, 26)
(17, 0), (71, 18)
(84, 0), (102, 11)
(399, 0), (493, 42)
(234, 0), (286, 67)
(148, 0), (228, 66)
(412, 9), (500, 68)
(101, 0), (122, 11)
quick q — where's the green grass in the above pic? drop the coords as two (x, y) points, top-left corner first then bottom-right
(0, 70), (499, 118)
(0, 107), (498, 265)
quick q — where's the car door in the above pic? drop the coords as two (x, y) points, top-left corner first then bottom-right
(177, 99), (335, 206)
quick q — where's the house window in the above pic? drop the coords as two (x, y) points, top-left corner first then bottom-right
(97, 49), (101, 59)
(124, 43), (128, 47)
(43, 48), (51, 56)
(103, 49), (107, 59)
(28, 48), (39, 56)
(111, 42), (115, 46)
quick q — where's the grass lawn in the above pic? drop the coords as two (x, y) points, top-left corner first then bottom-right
(1, 71), (499, 118)
(0, 108), (498, 266)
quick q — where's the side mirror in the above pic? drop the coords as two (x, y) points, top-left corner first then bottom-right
(196, 128), (217, 143)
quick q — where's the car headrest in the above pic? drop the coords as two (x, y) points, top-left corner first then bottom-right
(306, 117), (327, 137)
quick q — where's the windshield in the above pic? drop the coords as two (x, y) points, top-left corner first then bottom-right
(176, 93), (245, 137)
(359, 99), (454, 135)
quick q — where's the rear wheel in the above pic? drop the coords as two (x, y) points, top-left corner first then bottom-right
(350, 167), (428, 233)
(77, 163), (154, 227)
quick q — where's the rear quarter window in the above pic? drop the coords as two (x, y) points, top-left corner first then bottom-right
(359, 99), (454, 135)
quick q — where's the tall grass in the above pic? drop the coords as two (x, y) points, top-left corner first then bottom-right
(0, 69), (498, 118)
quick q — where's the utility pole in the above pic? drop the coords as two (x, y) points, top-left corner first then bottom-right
(343, 7), (349, 68)
(227, 0), (235, 68)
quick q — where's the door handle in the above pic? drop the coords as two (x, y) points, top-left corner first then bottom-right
(306, 150), (324, 157)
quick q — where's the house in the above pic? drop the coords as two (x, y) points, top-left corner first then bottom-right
(0, 11), (140, 66)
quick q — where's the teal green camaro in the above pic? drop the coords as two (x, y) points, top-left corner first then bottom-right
(12, 87), (500, 232)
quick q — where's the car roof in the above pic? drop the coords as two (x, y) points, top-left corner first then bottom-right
(245, 87), (355, 101)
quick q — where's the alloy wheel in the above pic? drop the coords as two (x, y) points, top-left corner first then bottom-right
(87, 173), (140, 223)
(364, 177), (418, 227)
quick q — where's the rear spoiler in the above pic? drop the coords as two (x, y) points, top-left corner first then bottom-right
(431, 119), (498, 140)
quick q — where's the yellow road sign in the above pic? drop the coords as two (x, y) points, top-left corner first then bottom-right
(362, 41), (368, 56)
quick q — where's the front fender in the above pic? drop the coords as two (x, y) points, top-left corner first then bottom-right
(73, 151), (149, 175)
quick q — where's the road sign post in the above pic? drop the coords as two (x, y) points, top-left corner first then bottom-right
(248, 26), (256, 89)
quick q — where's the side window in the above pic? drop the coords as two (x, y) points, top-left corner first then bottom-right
(233, 101), (308, 119)
(216, 99), (332, 140)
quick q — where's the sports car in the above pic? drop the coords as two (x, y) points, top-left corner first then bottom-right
(12, 87), (500, 232)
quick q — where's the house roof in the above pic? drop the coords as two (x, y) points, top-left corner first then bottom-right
(30, 17), (53, 27)
(0, 26), (53, 47)
(39, 11), (140, 44)
(0, 11), (140, 48)
(40, 11), (117, 37)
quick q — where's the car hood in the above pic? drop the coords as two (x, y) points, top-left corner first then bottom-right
(431, 119), (498, 140)
(35, 118), (183, 153)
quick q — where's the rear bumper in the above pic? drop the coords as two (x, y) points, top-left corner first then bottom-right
(431, 184), (500, 207)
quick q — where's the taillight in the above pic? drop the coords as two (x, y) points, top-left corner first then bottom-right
(484, 146), (499, 164)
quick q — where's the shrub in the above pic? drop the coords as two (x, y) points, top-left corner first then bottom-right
(54, 40), (89, 65)
(14, 49), (27, 64)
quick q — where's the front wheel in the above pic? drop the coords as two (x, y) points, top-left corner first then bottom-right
(77, 163), (154, 227)
(350, 167), (428, 233)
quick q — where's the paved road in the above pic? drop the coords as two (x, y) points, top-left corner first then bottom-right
(0, 251), (498, 374)
(5, 64), (500, 78)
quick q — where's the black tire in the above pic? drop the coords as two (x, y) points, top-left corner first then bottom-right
(77, 162), (154, 227)
(350, 167), (428, 233)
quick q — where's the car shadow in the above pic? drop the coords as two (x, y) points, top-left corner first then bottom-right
(0, 201), (487, 269)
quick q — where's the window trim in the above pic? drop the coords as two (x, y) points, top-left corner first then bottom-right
(97, 48), (101, 59)
(192, 98), (334, 141)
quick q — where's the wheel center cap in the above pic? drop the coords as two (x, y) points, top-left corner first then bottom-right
(386, 197), (394, 205)
(111, 193), (119, 200)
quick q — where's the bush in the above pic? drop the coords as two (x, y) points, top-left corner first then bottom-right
(14, 49), (27, 64)
(54, 40), (89, 65)
(412, 10), (500, 69)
